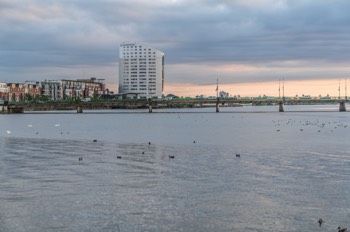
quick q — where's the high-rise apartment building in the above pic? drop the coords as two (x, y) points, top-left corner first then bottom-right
(119, 42), (164, 98)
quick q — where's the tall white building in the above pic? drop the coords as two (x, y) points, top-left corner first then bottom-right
(119, 42), (164, 98)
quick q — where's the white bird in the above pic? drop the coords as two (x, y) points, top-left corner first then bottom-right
(6, 130), (11, 134)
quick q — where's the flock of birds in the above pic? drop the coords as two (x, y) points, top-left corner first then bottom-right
(77, 140), (347, 231)
(80, 140), (200, 161)
(78, 139), (241, 162)
(318, 218), (347, 231)
(3, 121), (349, 231)
(7, 119), (349, 136)
(273, 119), (349, 133)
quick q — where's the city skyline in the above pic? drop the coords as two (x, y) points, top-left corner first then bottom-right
(1, 0), (350, 97)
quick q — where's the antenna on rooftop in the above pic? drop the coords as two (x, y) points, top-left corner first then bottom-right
(338, 79), (341, 99)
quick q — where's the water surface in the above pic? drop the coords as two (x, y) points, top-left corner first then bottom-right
(1, 105), (349, 231)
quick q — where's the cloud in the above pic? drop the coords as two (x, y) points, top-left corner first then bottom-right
(1, 0), (350, 92)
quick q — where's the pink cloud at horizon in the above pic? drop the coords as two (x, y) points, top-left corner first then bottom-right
(164, 79), (348, 98)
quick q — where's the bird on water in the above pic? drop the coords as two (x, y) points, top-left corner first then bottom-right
(318, 218), (324, 226)
(236, 154), (241, 158)
(338, 227), (347, 232)
(169, 155), (175, 159)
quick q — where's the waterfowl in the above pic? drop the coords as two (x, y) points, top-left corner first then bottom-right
(338, 227), (348, 232)
(236, 154), (241, 158)
(169, 155), (175, 159)
(318, 218), (324, 226)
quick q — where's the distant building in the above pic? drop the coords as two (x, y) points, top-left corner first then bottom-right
(41, 80), (62, 101)
(119, 42), (164, 98)
(0, 82), (9, 101)
(61, 77), (105, 99)
(219, 91), (230, 98)
(24, 82), (41, 99)
(7, 83), (25, 102)
(0, 78), (106, 102)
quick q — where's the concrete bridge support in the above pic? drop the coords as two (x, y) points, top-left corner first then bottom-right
(216, 99), (220, 113)
(77, 106), (83, 113)
(339, 101), (346, 112)
(8, 107), (23, 113)
(148, 99), (153, 113)
(279, 102), (284, 112)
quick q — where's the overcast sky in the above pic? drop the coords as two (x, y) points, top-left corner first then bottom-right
(1, 0), (350, 95)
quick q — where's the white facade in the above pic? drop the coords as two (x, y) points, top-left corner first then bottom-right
(119, 42), (164, 98)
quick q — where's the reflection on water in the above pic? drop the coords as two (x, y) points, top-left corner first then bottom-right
(0, 106), (350, 231)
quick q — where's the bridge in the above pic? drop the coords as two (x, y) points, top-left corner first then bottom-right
(0, 98), (348, 113)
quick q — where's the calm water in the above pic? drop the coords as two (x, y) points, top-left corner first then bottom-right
(1, 105), (349, 231)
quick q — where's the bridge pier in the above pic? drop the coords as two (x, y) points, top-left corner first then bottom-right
(278, 102), (284, 112)
(77, 106), (83, 113)
(216, 98), (220, 113)
(148, 99), (152, 113)
(339, 101), (346, 112)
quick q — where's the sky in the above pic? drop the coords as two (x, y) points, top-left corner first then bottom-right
(1, 0), (350, 97)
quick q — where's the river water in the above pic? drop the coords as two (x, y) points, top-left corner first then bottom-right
(0, 105), (349, 231)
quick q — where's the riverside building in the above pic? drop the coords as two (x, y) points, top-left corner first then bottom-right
(41, 80), (62, 101)
(0, 83), (9, 101)
(118, 42), (164, 98)
(61, 78), (105, 100)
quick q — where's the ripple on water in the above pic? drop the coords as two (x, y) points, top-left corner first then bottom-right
(0, 109), (350, 231)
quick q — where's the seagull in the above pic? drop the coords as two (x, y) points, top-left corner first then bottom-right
(6, 130), (11, 134)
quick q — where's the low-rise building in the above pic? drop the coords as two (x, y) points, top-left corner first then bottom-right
(41, 80), (62, 101)
(8, 83), (25, 102)
(219, 91), (230, 98)
(25, 82), (41, 100)
(1, 78), (107, 102)
(0, 82), (9, 101)
(61, 77), (105, 100)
